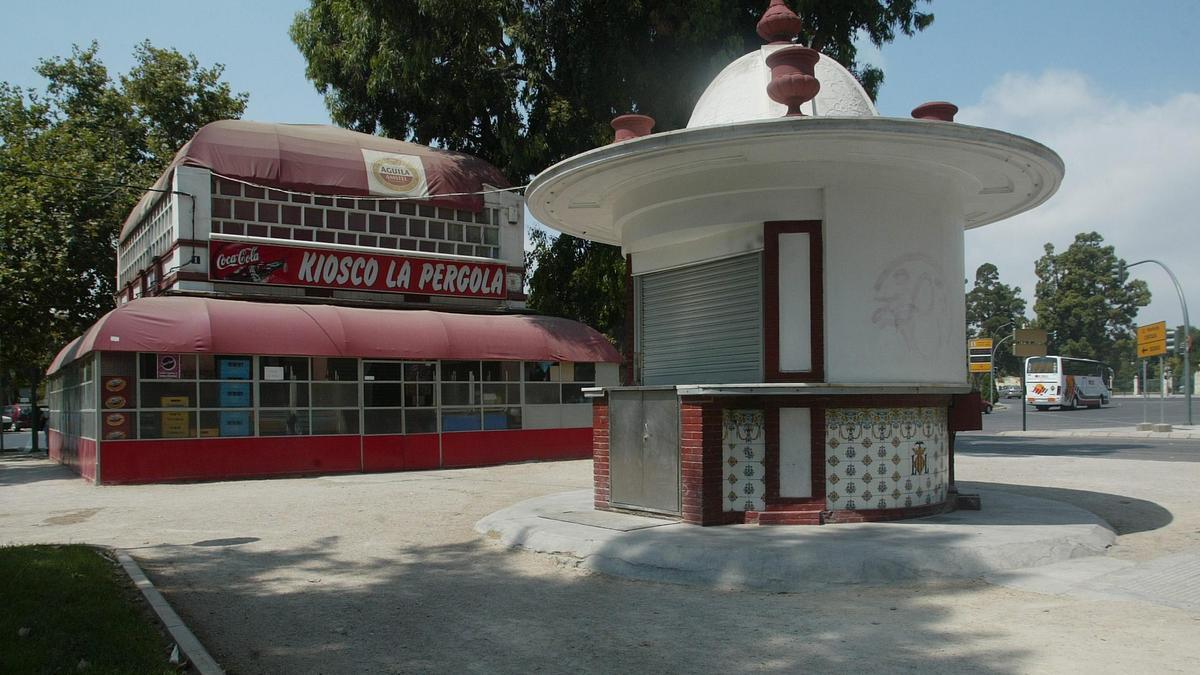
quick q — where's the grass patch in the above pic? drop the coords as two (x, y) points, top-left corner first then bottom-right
(0, 544), (177, 674)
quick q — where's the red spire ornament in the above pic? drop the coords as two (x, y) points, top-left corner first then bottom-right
(911, 101), (959, 122)
(757, 0), (803, 44)
(610, 114), (655, 143)
(766, 46), (821, 116)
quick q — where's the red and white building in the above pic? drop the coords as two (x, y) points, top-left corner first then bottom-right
(527, 4), (1064, 525)
(47, 121), (620, 484)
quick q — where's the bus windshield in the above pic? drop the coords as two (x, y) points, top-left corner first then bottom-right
(1026, 357), (1057, 374)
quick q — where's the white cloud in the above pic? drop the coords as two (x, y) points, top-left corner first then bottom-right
(958, 70), (1200, 331)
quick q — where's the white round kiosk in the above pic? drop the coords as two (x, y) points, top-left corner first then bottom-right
(527, 3), (1063, 525)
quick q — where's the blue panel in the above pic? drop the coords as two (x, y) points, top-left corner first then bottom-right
(218, 357), (252, 380)
(218, 382), (252, 408)
(219, 411), (251, 437)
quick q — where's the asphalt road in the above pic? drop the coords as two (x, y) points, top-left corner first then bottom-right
(979, 395), (1195, 433)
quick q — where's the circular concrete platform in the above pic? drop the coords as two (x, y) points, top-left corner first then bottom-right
(475, 488), (1115, 589)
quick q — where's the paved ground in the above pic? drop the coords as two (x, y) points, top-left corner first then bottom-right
(980, 395), (1195, 434)
(3, 442), (1200, 674)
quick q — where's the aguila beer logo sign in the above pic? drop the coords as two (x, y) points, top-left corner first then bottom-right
(371, 157), (420, 191)
(362, 149), (428, 196)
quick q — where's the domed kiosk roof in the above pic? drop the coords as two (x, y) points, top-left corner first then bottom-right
(688, 48), (878, 127)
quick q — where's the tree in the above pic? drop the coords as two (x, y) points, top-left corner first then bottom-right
(291, 0), (935, 344)
(1033, 232), (1150, 386)
(0, 42), (247, 385)
(525, 229), (626, 341)
(965, 263), (1026, 376)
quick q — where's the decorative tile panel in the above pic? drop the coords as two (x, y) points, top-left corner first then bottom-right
(722, 409), (766, 512)
(824, 407), (948, 511)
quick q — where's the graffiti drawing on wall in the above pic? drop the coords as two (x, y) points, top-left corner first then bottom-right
(870, 252), (950, 357)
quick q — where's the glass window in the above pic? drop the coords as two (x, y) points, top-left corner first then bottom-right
(259, 410), (310, 436)
(364, 361), (405, 381)
(313, 358), (358, 381)
(260, 382), (309, 407)
(574, 362), (596, 382)
(526, 383), (560, 405)
(198, 355), (253, 380)
(524, 361), (554, 382)
(364, 382), (404, 407)
(139, 410), (196, 439)
(405, 383), (436, 407)
(139, 353), (197, 379)
(562, 383), (588, 404)
(364, 409), (404, 435)
(260, 356), (309, 381)
(482, 361), (521, 382)
(483, 228), (499, 246)
(466, 225), (482, 243)
(406, 409), (437, 434)
(200, 382), (254, 408)
(442, 361), (480, 382)
(428, 221), (445, 239)
(1026, 357), (1057, 374)
(409, 219), (427, 238)
(483, 407), (522, 431)
(312, 409), (360, 435)
(200, 410), (255, 437)
(441, 383), (478, 406)
(140, 381), (196, 407)
(441, 408), (481, 432)
(405, 363), (437, 382)
(101, 352), (136, 377)
(448, 222), (464, 241)
(482, 383), (521, 406)
(312, 382), (358, 407)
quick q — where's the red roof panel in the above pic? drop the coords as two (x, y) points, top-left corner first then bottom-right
(48, 297), (621, 375)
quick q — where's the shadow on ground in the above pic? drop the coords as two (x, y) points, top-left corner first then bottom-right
(961, 481), (1173, 536)
(142, 531), (1031, 673)
(0, 453), (74, 487)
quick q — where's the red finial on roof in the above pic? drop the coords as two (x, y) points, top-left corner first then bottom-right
(911, 101), (958, 122)
(757, 0), (803, 44)
(766, 46), (821, 116)
(611, 114), (656, 143)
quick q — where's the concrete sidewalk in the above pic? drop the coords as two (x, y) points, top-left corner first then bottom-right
(476, 488), (1116, 589)
(994, 425), (1200, 440)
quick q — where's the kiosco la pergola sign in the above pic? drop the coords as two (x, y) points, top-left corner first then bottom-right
(209, 240), (506, 299)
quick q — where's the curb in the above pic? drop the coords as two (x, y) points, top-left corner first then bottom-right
(116, 551), (223, 674)
(993, 430), (1200, 441)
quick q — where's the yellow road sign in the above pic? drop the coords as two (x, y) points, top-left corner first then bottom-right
(968, 362), (991, 373)
(968, 338), (993, 350)
(1137, 321), (1167, 345)
(1138, 339), (1167, 358)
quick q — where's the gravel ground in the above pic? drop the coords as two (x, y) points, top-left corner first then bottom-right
(1, 452), (1198, 674)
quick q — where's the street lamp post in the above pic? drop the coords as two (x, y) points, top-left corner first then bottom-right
(1126, 259), (1192, 425)
(988, 322), (1015, 405)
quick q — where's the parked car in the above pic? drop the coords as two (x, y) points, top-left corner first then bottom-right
(1, 413), (11, 431)
(999, 384), (1022, 399)
(14, 405), (48, 431)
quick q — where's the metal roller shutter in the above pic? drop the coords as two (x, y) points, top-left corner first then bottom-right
(639, 254), (762, 385)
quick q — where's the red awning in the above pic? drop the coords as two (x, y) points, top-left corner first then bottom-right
(48, 297), (621, 375)
(120, 120), (512, 241)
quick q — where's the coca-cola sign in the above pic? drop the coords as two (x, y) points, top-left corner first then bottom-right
(208, 240), (507, 299)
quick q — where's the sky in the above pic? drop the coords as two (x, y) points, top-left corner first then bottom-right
(2, 0), (1198, 330)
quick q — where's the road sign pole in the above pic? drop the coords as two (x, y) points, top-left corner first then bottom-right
(1021, 368), (1027, 432)
(1128, 259), (1192, 425)
(1160, 355), (1166, 424)
(1142, 359), (1148, 425)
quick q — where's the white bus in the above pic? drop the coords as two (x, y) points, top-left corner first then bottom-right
(1025, 356), (1111, 410)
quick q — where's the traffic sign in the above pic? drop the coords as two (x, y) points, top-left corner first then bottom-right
(1137, 321), (1167, 358)
(968, 338), (993, 372)
(1013, 328), (1047, 357)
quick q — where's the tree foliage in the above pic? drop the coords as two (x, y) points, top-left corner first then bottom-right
(965, 263), (1026, 376)
(291, 0), (934, 345)
(525, 229), (627, 341)
(1033, 232), (1150, 383)
(0, 42), (247, 383)
(292, 0), (933, 182)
